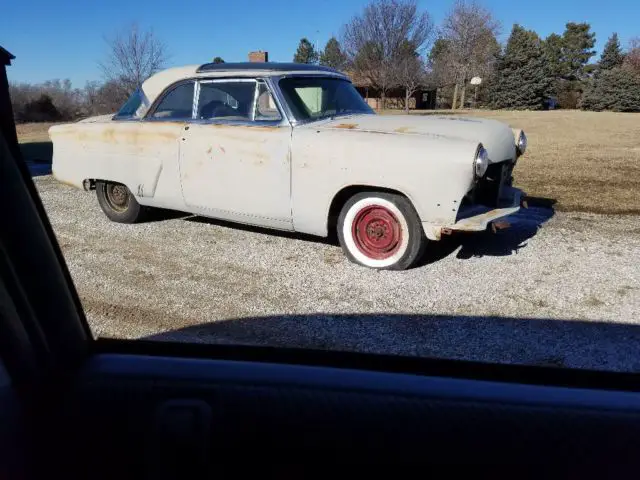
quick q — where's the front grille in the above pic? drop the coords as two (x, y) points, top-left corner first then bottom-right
(467, 161), (514, 208)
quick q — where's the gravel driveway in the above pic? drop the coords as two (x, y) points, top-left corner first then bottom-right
(35, 176), (640, 372)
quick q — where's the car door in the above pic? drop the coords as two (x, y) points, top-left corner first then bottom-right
(138, 80), (196, 205)
(179, 79), (293, 229)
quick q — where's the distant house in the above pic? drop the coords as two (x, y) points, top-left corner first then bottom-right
(0, 45), (20, 160)
(347, 70), (437, 110)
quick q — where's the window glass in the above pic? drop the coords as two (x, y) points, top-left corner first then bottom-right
(294, 87), (322, 114)
(151, 82), (194, 120)
(197, 82), (256, 121)
(278, 77), (373, 122)
(114, 88), (148, 120)
(254, 82), (282, 121)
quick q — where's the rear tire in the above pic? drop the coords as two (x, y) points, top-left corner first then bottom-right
(337, 192), (427, 270)
(96, 181), (145, 224)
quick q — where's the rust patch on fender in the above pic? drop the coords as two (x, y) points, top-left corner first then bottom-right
(394, 126), (412, 133)
(206, 146), (212, 154)
(334, 123), (358, 129)
(60, 126), (179, 145)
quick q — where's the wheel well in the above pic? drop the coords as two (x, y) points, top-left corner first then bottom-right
(83, 179), (96, 191)
(327, 185), (409, 237)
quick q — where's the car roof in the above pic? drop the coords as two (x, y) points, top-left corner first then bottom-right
(140, 63), (349, 107)
(196, 62), (341, 74)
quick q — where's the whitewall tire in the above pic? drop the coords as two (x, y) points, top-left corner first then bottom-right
(337, 192), (427, 270)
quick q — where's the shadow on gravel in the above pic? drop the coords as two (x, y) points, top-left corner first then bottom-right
(184, 216), (337, 245)
(21, 141), (53, 177)
(455, 196), (556, 260)
(414, 196), (556, 267)
(144, 208), (193, 223)
(184, 195), (556, 261)
(144, 312), (640, 373)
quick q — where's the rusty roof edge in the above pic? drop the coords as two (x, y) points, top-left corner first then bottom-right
(0, 46), (15, 65)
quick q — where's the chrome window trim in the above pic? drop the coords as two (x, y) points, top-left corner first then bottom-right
(192, 81), (200, 119)
(145, 73), (363, 126)
(266, 75), (297, 126)
(190, 77), (289, 128)
(250, 79), (260, 122)
(253, 79), (284, 122)
(194, 78), (257, 122)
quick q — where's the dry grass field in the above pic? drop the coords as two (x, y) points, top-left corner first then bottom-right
(17, 110), (640, 214)
(463, 110), (640, 214)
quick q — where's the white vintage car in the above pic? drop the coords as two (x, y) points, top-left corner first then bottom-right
(50, 62), (527, 270)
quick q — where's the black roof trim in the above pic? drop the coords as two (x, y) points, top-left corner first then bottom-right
(196, 62), (342, 74)
(0, 46), (15, 66)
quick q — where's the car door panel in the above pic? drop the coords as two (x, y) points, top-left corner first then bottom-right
(179, 122), (293, 227)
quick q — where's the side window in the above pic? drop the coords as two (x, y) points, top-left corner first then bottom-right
(254, 82), (282, 121)
(197, 82), (256, 121)
(151, 82), (195, 120)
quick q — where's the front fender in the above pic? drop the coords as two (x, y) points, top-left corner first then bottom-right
(290, 126), (479, 237)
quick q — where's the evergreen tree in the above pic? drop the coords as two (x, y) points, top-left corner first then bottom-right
(491, 25), (551, 110)
(542, 33), (565, 96)
(293, 38), (319, 64)
(599, 33), (624, 72)
(319, 37), (348, 70)
(581, 67), (640, 112)
(561, 22), (596, 81)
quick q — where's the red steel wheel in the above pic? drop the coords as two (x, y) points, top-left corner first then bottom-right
(337, 192), (427, 270)
(351, 205), (403, 260)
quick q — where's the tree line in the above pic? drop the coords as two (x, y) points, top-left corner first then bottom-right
(10, 0), (640, 122)
(10, 23), (166, 122)
(295, 0), (640, 112)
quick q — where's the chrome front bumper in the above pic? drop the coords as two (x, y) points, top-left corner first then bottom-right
(446, 186), (522, 233)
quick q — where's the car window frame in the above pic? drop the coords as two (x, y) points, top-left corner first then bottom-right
(192, 77), (287, 127)
(272, 73), (374, 126)
(144, 76), (289, 127)
(145, 80), (197, 122)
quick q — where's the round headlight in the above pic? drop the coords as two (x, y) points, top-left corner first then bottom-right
(517, 130), (527, 154)
(475, 146), (489, 178)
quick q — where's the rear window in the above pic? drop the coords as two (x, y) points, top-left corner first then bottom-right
(113, 88), (149, 120)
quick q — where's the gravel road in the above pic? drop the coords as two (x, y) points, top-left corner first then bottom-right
(35, 175), (640, 372)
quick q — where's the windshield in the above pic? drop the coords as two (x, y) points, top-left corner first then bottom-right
(278, 77), (374, 122)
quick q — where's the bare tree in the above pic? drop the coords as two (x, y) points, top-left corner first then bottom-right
(101, 23), (169, 95)
(342, 0), (434, 109)
(625, 37), (640, 73)
(440, 0), (500, 109)
(396, 41), (426, 112)
(82, 80), (128, 116)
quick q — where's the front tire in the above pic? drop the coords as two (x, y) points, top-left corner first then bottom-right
(96, 181), (145, 223)
(337, 192), (427, 270)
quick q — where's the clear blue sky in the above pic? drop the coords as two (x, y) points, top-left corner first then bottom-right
(2, 0), (638, 87)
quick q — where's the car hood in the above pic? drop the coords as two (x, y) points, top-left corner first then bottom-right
(318, 114), (517, 163)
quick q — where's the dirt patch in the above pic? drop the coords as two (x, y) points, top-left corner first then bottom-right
(584, 296), (606, 307)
